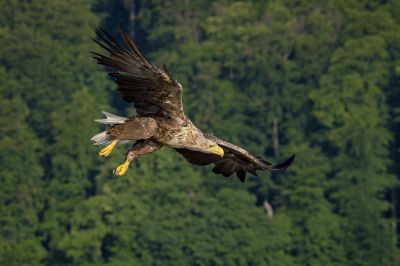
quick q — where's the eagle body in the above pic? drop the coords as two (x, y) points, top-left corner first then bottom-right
(107, 115), (208, 148)
(91, 28), (295, 182)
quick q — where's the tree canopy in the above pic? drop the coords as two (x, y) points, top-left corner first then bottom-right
(0, 0), (399, 265)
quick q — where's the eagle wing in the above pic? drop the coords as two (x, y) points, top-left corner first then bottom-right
(175, 133), (295, 183)
(92, 28), (184, 118)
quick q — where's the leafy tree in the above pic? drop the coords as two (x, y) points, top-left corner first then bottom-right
(310, 5), (398, 263)
(0, 1), (110, 265)
(0, 0), (106, 136)
(42, 88), (105, 264)
(0, 67), (46, 266)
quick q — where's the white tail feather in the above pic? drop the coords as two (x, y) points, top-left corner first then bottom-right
(94, 111), (127, 125)
(91, 111), (131, 146)
(91, 131), (112, 145)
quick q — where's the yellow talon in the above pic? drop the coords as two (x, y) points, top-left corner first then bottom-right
(114, 160), (130, 176)
(99, 140), (118, 157)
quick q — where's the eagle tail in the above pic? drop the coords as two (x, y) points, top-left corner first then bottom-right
(91, 111), (130, 146)
(94, 111), (128, 125)
(91, 131), (112, 146)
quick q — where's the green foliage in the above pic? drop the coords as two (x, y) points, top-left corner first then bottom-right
(42, 88), (103, 263)
(310, 3), (400, 264)
(0, 0), (106, 136)
(0, 67), (46, 265)
(1, 0), (400, 265)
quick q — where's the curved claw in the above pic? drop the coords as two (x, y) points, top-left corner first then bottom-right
(99, 140), (118, 157)
(114, 160), (130, 176)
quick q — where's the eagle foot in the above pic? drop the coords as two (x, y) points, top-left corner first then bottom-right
(113, 160), (130, 176)
(99, 140), (118, 157)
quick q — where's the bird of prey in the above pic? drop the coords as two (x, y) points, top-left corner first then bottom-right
(90, 28), (295, 182)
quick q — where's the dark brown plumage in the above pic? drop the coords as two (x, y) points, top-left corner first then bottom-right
(91, 27), (295, 182)
(176, 133), (295, 182)
(92, 28), (183, 118)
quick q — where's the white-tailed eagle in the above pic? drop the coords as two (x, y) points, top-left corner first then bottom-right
(91, 28), (295, 182)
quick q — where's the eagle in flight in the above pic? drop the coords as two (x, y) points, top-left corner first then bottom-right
(91, 28), (295, 182)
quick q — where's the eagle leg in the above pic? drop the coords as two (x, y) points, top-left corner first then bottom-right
(99, 139), (118, 157)
(113, 139), (162, 176)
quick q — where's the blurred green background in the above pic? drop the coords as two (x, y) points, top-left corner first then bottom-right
(1, 0), (400, 265)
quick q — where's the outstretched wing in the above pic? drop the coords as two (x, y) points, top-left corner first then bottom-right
(175, 133), (295, 183)
(92, 27), (184, 118)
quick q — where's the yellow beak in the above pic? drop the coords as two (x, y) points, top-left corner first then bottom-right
(208, 145), (224, 157)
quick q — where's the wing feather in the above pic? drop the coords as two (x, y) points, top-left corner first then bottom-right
(92, 27), (184, 118)
(175, 133), (295, 182)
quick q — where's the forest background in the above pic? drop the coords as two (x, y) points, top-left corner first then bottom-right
(1, 0), (400, 265)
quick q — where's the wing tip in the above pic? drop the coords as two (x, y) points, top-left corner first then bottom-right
(272, 154), (295, 172)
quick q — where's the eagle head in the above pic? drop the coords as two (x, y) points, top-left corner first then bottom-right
(199, 138), (224, 157)
(208, 144), (224, 157)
